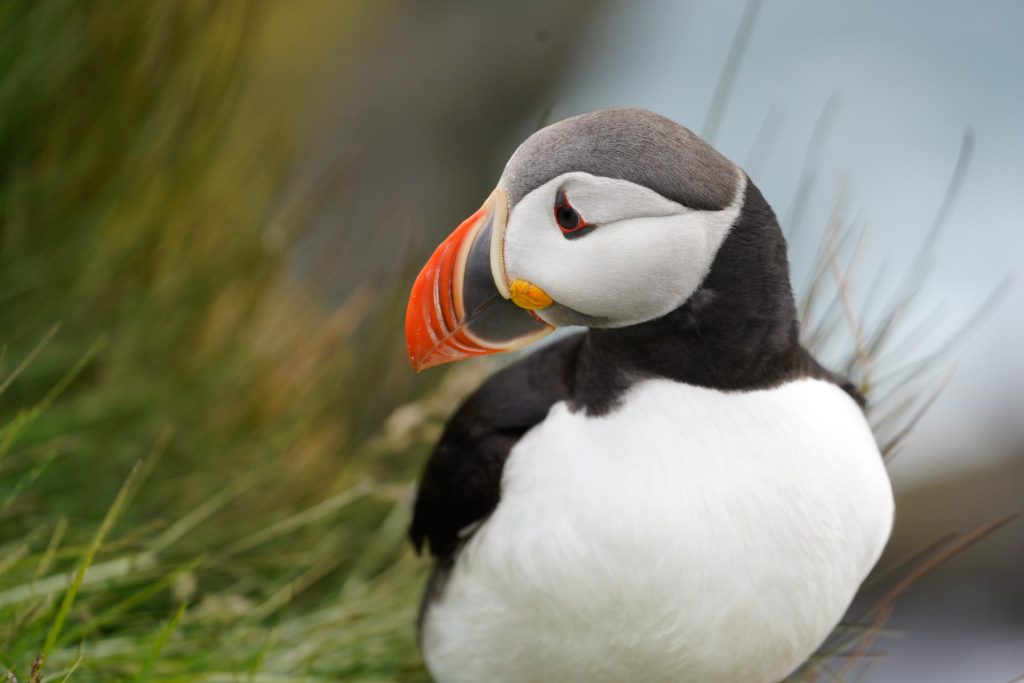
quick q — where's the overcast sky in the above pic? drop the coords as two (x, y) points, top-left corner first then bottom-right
(541, 0), (1024, 484)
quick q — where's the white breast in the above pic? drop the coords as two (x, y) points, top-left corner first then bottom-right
(422, 378), (894, 683)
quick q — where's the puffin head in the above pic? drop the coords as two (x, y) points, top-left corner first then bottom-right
(405, 107), (754, 371)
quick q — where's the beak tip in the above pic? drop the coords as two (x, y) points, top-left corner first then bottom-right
(405, 339), (446, 372)
(407, 348), (468, 372)
(406, 340), (428, 372)
(404, 188), (553, 374)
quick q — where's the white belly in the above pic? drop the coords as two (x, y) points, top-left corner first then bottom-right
(422, 378), (894, 683)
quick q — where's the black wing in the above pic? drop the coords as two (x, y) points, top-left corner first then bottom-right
(409, 333), (582, 558)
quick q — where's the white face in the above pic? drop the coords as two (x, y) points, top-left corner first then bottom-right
(497, 170), (746, 328)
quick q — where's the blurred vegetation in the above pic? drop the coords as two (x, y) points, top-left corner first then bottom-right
(0, 1), (470, 679)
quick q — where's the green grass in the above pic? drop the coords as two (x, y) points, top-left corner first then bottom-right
(0, 1), (1004, 681)
(0, 1), (448, 679)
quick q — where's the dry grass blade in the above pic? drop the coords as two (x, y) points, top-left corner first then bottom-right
(799, 202), (865, 354)
(860, 530), (957, 594)
(871, 276), (1010, 390)
(860, 130), (974, 363)
(826, 222), (873, 393)
(868, 303), (945, 370)
(834, 512), (1019, 681)
(881, 367), (955, 459)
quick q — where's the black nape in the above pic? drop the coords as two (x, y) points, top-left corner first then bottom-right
(571, 178), (855, 415)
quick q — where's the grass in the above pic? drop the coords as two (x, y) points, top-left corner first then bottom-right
(0, 1), (448, 679)
(0, 1), (1012, 681)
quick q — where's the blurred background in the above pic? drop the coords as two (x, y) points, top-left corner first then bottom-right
(0, 1), (1020, 681)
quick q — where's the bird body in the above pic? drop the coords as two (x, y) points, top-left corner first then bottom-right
(403, 107), (895, 682)
(422, 375), (892, 683)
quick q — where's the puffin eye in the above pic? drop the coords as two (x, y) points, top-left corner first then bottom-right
(554, 190), (594, 239)
(556, 205), (580, 229)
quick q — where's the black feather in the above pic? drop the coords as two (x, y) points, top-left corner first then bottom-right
(409, 334), (581, 558)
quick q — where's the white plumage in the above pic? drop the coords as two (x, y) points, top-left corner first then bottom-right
(422, 377), (893, 683)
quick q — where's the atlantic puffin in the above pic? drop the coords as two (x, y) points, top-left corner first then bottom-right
(404, 107), (894, 683)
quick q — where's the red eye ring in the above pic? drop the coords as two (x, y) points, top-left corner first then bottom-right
(554, 190), (590, 235)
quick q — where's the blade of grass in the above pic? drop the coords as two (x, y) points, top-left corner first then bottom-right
(1, 448), (58, 515)
(860, 531), (957, 593)
(248, 547), (345, 622)
(744, 103), (780, 177)
(222, 480), (371, 557)
(702, 0), (762, 144)
(0, 553), (158, 609)
(0, 545), (29, 578)
(41, 446), (158, 657)
(784, 94), (841, 243)
(835, 512), (1018, 680)
(0, 337), (106, 462)
(149, 474), (255, 554)
(56, 643), (83, 683)
(881, 367), (955, 459)
(863, 130), (975, 359)
(58, 557), (202, 646)
(0, 324), (60, 399)
(136, 603), (186, 682)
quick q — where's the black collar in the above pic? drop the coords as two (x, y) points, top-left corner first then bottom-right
(570, 180), (812, 415)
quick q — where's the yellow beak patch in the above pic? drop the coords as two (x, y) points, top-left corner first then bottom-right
(508, 279), (553, 310)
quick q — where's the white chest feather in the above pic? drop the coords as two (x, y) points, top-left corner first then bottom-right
(422, 378), (894, 683)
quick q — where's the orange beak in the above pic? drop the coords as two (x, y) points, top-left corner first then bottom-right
(405, 189), (553, 371)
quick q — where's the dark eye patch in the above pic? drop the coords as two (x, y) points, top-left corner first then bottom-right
(554, 190), (596, 240)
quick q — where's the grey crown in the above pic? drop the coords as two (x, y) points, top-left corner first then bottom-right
(499, 107), (739, 211)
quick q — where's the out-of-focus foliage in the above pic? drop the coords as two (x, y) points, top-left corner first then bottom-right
(0, 1), (461, 679)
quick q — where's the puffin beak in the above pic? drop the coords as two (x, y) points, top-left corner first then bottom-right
(406, 188), (554, 371)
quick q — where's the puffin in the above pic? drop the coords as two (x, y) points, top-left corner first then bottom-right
(404, 107), (894, 683)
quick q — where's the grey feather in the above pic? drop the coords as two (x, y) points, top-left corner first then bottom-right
(499, 107), (737, 211)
